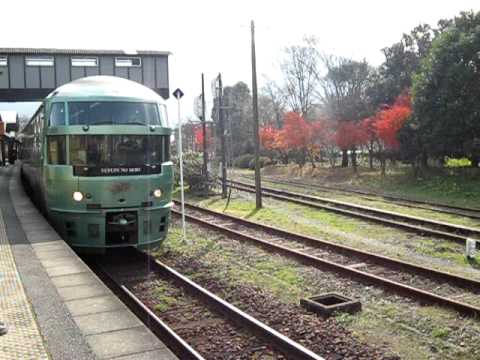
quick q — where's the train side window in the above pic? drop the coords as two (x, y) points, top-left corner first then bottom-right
(159, 104), (168, 127)
(50, 103), (66, 126)
(163, 135), (170, 162)
(47, 136), (66, 165)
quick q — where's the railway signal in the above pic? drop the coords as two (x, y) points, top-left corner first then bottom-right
(174, 88), (187, 240)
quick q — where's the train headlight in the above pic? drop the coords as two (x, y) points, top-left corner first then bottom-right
(152, 189), (162, 198)
(73, 191), (84, 202)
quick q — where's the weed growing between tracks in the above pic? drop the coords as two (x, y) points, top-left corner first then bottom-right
(155, 220), (480, 360)
(155, 224), (394, 359)
(182, 191), (480, 280)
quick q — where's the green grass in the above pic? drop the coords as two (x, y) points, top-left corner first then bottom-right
(153, 295), (177, 312)
(157, 222), (305, 303)
(431, 327), (451, 338)
(339, 167), (480, 210)
(232, 168), (480, 228)
(274, 180), (480, 228)
(238, 165), (480, 210)
(184, 191), (480, 281)
(152, 281), (179, 312)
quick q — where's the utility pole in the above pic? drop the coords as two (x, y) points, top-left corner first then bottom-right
(251, 20), (262, 208)
(217, 73), (227, 198)
(201, 73), (208, 183)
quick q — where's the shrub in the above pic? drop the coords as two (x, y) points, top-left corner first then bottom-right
(172, 151), (215, 195)
(248, 156), (274, 170)
(233, 154), (255, 169)
(445, 157), (472, 168)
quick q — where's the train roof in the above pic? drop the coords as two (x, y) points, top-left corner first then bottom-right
(47, 76), (166, 103)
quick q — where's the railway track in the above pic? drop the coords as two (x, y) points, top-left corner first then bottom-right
(237, 174), (480, 220)
(226, 179), (480, 246)
(88, 249), (324, 360)
(173, 201), (480, 318)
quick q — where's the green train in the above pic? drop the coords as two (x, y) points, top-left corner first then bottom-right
(18, 76), (173, 252)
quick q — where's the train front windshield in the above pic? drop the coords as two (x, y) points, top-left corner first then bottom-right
(70, 135), (168, 167)
(68, 102), (164, 126)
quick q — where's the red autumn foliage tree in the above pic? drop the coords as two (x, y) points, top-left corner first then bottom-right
(260, 113), (340, 168)
(334, 121), (368, 171)
(193, 125), (214, 151)
(260, 112), (321, 167)
(375, 93), (412, 149)
(309, 119), (338, 167)
(335, 122), (368, 151)
(259, 126), (279, 151)
(278, 112), (320, 167)
(260, 125), (290, 163)
(360, 116), (380, 169)
(277, 112), (312, 151)
(359, 93), (412, 175)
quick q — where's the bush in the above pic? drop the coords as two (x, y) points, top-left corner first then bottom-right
(233, 154), (255, 169)
(172, 151), (215, 195)
(248, 156), (274, 170)
(445, 157), (472, 168)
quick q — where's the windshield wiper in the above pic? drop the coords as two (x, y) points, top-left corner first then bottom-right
(89, 121), (112, 125)
(124, 121), (147, 126)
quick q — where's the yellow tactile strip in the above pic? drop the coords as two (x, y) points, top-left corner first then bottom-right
(0, 210), (49, 360)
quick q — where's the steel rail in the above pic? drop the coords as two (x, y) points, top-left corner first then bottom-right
(173, 201), (480, 289)
(90, 260), (205, 360)
(173, 201), (480, 318)
(227, 180), (480, 245)
(238, 175), (480, 220)
(138, 252), (325, 360)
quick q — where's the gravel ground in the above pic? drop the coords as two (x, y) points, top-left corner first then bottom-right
(156, 222), (401, 359)
(156, 219), (480, 360)
(104, 259), (284, 359)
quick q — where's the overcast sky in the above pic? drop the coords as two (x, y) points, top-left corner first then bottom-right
(1, 0), (478, 122)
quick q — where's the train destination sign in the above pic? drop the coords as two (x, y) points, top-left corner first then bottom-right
(74, 165), (161, 176)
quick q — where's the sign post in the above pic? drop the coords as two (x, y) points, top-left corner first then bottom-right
(173, 88), (186, 240)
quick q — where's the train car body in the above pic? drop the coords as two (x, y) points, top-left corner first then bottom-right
(17, 76), (173, 252)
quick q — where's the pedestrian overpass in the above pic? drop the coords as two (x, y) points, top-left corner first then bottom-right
(0, 48), (170, 101)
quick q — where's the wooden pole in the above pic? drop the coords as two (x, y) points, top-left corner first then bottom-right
(218, 73), (227, 198)
(201, 73), (208, 183)
(251, 20), (262, 208)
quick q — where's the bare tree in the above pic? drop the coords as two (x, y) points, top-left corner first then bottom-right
(280, 36), (320, 119)
(318, 55), (375, 168)
(259, 80), (286, 128)
(318, 55), (374, 122)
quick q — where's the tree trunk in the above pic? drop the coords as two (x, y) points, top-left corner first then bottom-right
(420, 150), (428, 169)
(328, 149), (336, 168)
(368, 147), (373, 169)
(341, 149), (349, 167)
(351, 147), (357, 174)
(380, 152), (386, 177)
(309, 151), (316, 168)
(470, 155), (479, 168)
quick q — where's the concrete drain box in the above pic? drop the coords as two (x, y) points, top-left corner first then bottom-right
(300, 293), (361, 317)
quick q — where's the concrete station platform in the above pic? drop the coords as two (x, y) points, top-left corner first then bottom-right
(0, 165), (178, 360)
